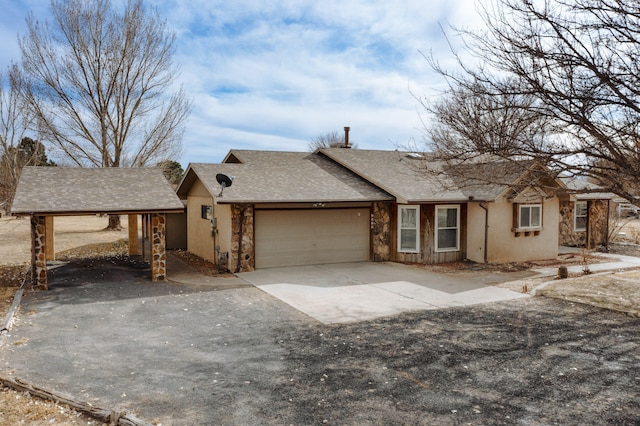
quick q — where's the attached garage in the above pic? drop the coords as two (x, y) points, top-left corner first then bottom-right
(255, 208), (370, 268)
(176, 151), (394, 272)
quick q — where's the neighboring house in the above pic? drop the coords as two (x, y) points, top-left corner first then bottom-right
(558, 177), (613, 250)
(176, 149), (566, 272)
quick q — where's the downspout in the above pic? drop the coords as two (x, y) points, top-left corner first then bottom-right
(605, 199), (610, 251)
(479, 202), (489, 263)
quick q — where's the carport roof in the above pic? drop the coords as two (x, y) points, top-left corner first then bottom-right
(12, 166), (185, 215)
(176, 151), (394, 203)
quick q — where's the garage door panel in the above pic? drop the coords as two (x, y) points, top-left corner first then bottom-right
(255, 209), (369, 268)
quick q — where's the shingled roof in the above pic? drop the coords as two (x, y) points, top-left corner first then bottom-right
(318, 149), (471, 203)
(559, 176), (615, 200)
(12, 167), (185, 215)
(176, 151), (394, 203)
(319, 149), (557, 203)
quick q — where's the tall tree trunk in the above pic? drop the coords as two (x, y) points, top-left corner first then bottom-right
(106, 214), (122, 231)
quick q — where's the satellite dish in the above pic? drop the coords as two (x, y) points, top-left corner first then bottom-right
(216, 173), (234, 197)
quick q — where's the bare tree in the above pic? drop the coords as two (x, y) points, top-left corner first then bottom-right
(308, 131), (346, 151)
(308, 129), (357, 151)
(18, 0), (191, 228)
(426, 81), (550, 160)
(427, 0), (640, 203)
(0, 66), (36, 214)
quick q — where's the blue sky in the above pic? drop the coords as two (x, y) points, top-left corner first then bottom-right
(0, 0), (480, 166)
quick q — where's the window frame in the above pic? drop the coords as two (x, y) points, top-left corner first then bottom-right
(398, 205), (420, 253)
(435, 204), (460, 253)
(201, 205), (212, 220)
(574, 201), (588, 232)
(518, 204), (542, 230)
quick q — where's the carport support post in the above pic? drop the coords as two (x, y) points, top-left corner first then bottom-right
(45, 216), (55, 261)
(128, 214), (139, 256)
(151, 213), (166, 281)
(30, 215), (48, 290)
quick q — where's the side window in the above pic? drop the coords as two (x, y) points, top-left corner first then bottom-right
(435, 205), (460, 252)
(398, 205), (419, 253)
(201, 205), (212, 220)
(574, 201), (587, 232)
(519, 204), (542, 229)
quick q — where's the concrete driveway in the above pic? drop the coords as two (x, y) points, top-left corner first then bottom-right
(238, 262), (531, 324)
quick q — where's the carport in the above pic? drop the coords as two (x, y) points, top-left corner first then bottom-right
(11, 166), (185, 289)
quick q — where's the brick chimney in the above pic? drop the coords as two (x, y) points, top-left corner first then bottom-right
(343, 126), (351, 148)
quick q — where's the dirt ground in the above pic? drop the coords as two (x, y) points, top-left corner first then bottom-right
(0, 215), (639, 424)
(1, 257), (638, 425)
(0, 215), (131, 266)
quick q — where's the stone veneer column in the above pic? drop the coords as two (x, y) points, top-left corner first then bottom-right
(151, 213), (166, 281)
(230, 204), (254, 273)
(371, 202), (391, 262)
(588, 199), (609, 249)
(30, 215), (48, 289)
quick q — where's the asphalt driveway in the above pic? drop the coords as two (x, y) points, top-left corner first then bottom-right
(239, 262), (531, 323)
(1, 256), (639, 425)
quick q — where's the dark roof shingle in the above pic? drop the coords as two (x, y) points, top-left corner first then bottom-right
(12, 167), (184, 214)
(178, 151), (394, 203)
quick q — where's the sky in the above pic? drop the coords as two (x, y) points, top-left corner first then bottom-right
(0, 0), (481, 166)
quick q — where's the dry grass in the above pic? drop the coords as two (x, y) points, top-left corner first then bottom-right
(0, 386), (103, 425)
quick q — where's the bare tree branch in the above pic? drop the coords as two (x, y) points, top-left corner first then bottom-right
(18, 0), (192, 169)
(426, 0), (640, 203)
(0, 66), (38, 213)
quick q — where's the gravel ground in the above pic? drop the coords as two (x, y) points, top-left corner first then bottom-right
(2, 258), (638, 425)
(272, 298), (640, 425)
(0, 216), (639, 424)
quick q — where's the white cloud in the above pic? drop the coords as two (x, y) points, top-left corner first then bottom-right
(0, 0), (480, 167)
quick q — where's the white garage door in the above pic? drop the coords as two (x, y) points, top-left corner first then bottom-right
(255, 208), (370, 268)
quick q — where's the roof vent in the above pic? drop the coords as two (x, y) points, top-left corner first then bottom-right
(406, 152), (424, 159)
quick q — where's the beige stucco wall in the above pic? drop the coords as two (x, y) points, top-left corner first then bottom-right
(214, 203), (232, 268)
(489, 197), (559, 263)
(186, 179), (215, 262)
(466, 203), (487, 263)
(466, 198), (559, 263)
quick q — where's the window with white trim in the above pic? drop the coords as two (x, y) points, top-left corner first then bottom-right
(519, 204), (542, 229)
(398, 205), (419, 252)
(435, 205), (460, 252)
(574, 201), (587, 232)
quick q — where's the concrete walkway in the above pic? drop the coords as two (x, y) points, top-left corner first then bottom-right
(238, 262), (530, 324)
(533, 246), (640, 276)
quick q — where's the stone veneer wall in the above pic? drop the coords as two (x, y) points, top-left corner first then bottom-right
(588, 199), (609, 249)
(559, 200), (609, 249)
(559, 201), (582, 246)
(230, 204), (255, 272)
(30, 215), (48, 289)
(371, 202), (391, 261)
(151, 213), (166, 281)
